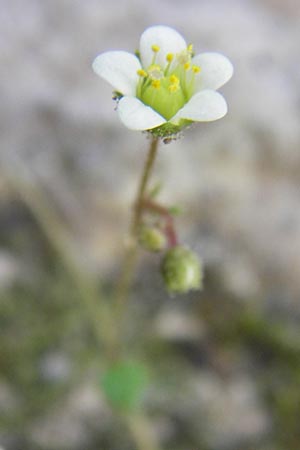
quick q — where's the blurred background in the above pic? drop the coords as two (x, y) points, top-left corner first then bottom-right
(1, 0), (300, 449)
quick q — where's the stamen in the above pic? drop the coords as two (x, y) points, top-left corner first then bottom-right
(151, 79), (161, 89)
(168, 84), (179, 93)
(187, 44), (193, 54)
(164, 53), (174, 75)
(192, 65), (201, 73)
(184, 62), (191, 71)
(170, 75), (179, 85)
(168, 75), (180, 93)
(151, 44), (160, 53)
(137, 69), (147, 77)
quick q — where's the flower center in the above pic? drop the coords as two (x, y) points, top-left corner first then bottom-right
(136, 44), (201, 120)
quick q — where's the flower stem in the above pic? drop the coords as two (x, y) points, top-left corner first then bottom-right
(139, 198), (178, 247)
(5, 150), (162, 450)
(113, 136), (159, 355)
(125, 412), (160, 450)
(131, 136), (160, 236)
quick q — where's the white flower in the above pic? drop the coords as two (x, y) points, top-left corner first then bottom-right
(93, 25), (233, 134)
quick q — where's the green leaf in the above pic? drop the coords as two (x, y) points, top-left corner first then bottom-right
(101, 361), (148, 411)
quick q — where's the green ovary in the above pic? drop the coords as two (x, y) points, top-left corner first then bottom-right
(140, 82), (186, 120)
(136, 45), (200, 121)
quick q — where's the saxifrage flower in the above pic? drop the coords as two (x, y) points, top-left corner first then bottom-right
(93, 25), (233, 135)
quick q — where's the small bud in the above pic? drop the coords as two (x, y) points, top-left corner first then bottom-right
(139, 226), (167, 252)
(161, 245), (203, 294)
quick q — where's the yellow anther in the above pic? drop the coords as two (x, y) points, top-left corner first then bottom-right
(137, 69), (147, 77)
(151, 79), (161, 89)
(168, 74), (180, 93)
(168, 83), (179, 93)
(192, 65), (201, 74)
(169, 75), (179, 85)
(187, 44), (193, 54)
(184, 62), (191, 71)
(166, 53), (174, 62)
(151, 44), (160, 53)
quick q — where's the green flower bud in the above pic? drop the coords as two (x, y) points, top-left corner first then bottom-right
(161, 245), (203, 294)
(139, 226), (167, 252)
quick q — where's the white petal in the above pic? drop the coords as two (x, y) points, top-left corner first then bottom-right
(117, 96), (166, 130)
(171, 90), (228, 123)
(139, 26), (187, 69)
(192, 52), (233, 91)
(92, 51), (141, 96)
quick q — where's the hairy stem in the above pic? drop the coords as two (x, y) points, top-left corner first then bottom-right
(5, 152), (162, 450)
(11, 181), (163, 450)
(113, 136), (159, 355)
